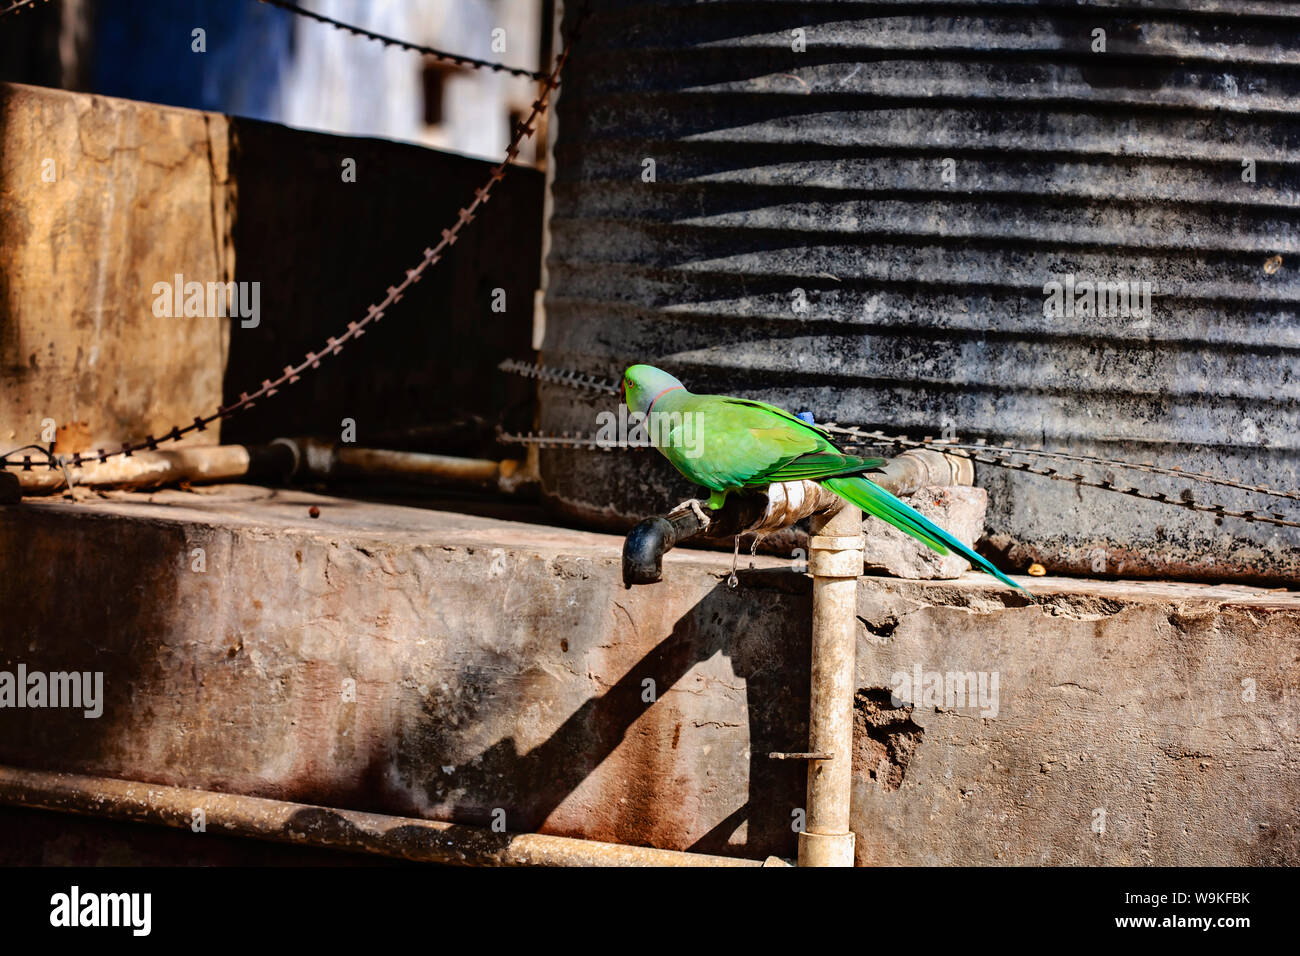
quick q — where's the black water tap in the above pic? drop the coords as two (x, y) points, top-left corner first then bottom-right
(622, 494), (772, 586)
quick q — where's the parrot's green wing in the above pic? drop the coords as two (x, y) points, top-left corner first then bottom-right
(659, 394), (884, 490)
(762, 448), (886, 482)
(650, 388), (1027, 595)
(718, 398), (841, 444)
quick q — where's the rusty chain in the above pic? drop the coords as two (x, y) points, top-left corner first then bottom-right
(818, 423), (1300, 530)
(496, 360), (1300, 530)
(817, 423), (1300, 503)
(256, 0), (550, 80)
(4, 0), (551, 85)
(8, 0), (1291, 537)
(1, 9), (586, 476)
(498, 358), (621, 397)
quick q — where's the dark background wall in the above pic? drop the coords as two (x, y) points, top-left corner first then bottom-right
(539, 0), (1300, 584)
(220, 114), (542, 453)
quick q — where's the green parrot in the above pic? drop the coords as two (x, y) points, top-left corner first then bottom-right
(621, 364), (1024, 593)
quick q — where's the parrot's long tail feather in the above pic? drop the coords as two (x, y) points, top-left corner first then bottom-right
(821, 476), (1027, 594)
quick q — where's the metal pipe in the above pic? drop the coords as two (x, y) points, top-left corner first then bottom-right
(7, 443), (295, 494)
(621, 449), (972, 586)
(623, 514), (696, 586)
(623, 491), (776, 586)
(336, 446), (503, 484)
(0, 765), (786, 867)
(622, 474), (875, 867)
(274, 437), (530, 491)
(799, 499), (862, 867)
(4, 439), (528, 496)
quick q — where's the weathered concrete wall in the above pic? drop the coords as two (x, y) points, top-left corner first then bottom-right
(0, 489), (1295, 864)
(0, 82), (231, 455)
(0, 489), (808, 858)
(851, 580), (1300, 865)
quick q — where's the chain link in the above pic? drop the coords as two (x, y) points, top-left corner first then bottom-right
(497, 361), (1300, 530)
(818, 424), (1300, 530)
(2, 10), (587, 475)
(818, 424), (1300, 504)
(497, 431), (632, 451)
(257, 0), (549, 80)
(497, 358), (620, 396)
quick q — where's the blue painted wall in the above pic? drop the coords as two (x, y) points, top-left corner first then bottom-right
(91, 0), (294, 119)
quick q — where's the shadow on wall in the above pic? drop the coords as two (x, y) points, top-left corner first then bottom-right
(0, 508), (193, 785)
(401, 571), (813, 861)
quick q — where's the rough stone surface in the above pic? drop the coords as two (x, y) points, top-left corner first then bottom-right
(0, 487), (809, 860)
(852, 579), (1300, 865)
(0, 487), (1297, 864)
(0, 82), (230, 454)
(861, 485), (988, 581)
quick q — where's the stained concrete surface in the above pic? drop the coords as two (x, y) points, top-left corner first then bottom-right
(0, 82), (230, 454)
(0, 485), (1296, 864)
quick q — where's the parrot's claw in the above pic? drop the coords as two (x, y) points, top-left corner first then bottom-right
(684, 498), (711, 531)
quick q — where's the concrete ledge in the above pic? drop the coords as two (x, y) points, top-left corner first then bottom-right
(1, 486), (1297, 863)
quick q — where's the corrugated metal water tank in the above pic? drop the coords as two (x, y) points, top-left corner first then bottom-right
(539, 0), (1300, 583)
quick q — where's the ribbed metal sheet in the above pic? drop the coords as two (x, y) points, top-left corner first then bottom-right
(540, 0), (1300, 583)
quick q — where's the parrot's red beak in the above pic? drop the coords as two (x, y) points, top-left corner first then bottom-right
(619, 379), (626, 405)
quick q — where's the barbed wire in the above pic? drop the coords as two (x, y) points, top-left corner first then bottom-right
(496, 430), (635, 451)
(3, 0), (550, 82)
(0, 0), (50, 19)
(498, 358), (620, 396)
(257, 0), (549, 80)
(0, 9), (587, 475)
(818, 424), (1300, 504)
(822, 425), (1300, 530)
(497, 360), (1300, 530)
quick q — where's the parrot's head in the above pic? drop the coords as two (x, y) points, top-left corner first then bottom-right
(621, 364), (685, 415)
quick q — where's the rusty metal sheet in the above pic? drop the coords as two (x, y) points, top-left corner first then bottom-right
(539, 0), (1300, 583)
